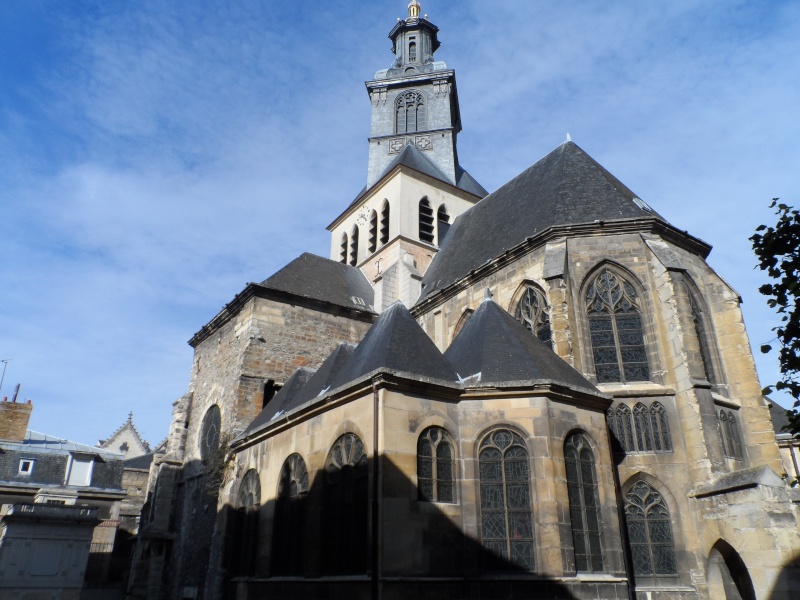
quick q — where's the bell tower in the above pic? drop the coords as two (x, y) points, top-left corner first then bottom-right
(365, 1), (462, 188)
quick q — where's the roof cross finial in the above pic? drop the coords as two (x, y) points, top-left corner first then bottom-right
(408, 0), (421, 19)
(127, 411), (133, 422)
(483, 288), (494, 302)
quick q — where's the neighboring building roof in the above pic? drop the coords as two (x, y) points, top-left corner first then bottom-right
(329, 301), (458, 388)
(419, 141), (669, 301)
(338, 144), (488, 221)
(444, 299), (598, 391)
(261, 252), (376, 314)
(769, 401), (793, 437)
(123, 452), (155, 470)
(2, 430), (123, 460)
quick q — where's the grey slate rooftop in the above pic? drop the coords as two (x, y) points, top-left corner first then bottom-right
(444, 299), (598, 391)
(769, 401), (793, 437)
(328, 301), (458, 388)
(419, 141), (669, 300)
(261, 252), (375, 313)
(339, 144), (487, 219)
(1, 430), (123, 460)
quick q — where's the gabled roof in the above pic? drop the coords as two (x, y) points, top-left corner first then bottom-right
(242, 367), (318, 436)
(444, 299), (597, 391)
(329, 301), (458, 387)
(419, 141), (668, 301)
(261, 253), (376, 314)
(98, 412), (151, 456)
(333, 144), (487, 227)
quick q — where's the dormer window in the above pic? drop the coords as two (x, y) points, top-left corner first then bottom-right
(18, 459), (34, 475)
(66, 454), (95, 487)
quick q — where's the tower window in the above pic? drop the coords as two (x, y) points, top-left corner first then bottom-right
(624, 481), (678, 581)
(409, 41), (417, 62)
(718, 408), (743, 460)
(417, 427), (455, 503)
(349, 226), (359, 266)
(396, 91), (426, 134)
(515, 284), (552, 346)
(564, 433), (603, 573)
(478, 429), (534, 571)
(419, 198), (434, 243)
(437, 205), (450, 245)
(585, 267), (649, 383)
(380, 201), (390, 245)
(340, 233), (348, 264)
(368, 210), (378, 253)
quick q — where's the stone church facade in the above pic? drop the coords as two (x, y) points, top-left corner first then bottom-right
(127, 3), (800, 600)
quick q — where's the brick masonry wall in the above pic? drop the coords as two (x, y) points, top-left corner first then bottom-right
(0, 401), (32, 441)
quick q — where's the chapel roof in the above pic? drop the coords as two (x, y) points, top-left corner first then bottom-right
(261, 252), (376, 314)
(444, 298), (598, 391)
(419, 141), (669, 301)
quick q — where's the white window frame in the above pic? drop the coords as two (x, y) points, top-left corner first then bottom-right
(66, 453), (96, 487)
(18, 458), (35, 475)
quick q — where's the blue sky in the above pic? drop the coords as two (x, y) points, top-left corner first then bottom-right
(1, 1), (798, 447)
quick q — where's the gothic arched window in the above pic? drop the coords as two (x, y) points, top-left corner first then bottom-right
(437, 205), (450, 245)
(272, 454), (309, 575)
(323, 433), (369, 574)
(199, 405), (221, 461)
(419, 198), (434, 243)
(349, 226), (359, 266)
(396, 90), (426, 134)
(564, 433), (603, 573)
(417, 427), (455, 503)
(586, 267), (649, 383)
(340, 232), (348, 264)
(718, 409), (743, 460)
(368, 210), (378, 254)
(607, 402), (672, 454)
(233, 469), (260, 577)
(380, 201), (390, 246)
(408, 41), (417, 62)
(479, 430), (534, 571)
(624, 481), (678, 580)
(515, 285), (552, 346)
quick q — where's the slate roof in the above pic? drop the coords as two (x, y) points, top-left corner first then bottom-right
(444, 299), (598, 391)
(261, 252), (376, 313)
(123, 452), (155, 470)
(1, 430), (123, 460)
(769, 401), (793, 437)
(242, 367), (318, 436)
(338, 144), (488, 221)
(329, 301), (458, 387)
(419, 141), (668, 301)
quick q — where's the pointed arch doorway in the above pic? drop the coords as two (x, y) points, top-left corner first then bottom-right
(707, 540), (756, 600)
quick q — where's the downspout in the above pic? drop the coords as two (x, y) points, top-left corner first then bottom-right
(606, 424), (636, 600)
(371, 379), (383, 600)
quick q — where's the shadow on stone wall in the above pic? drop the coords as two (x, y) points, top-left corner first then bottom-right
(767, 555), (800, 600)
(217, 456), (628, 600)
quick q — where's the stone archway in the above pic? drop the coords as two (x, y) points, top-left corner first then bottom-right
(707, 539), (756, 600)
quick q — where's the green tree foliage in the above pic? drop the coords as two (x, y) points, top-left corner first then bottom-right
(751, 199), (800, 435)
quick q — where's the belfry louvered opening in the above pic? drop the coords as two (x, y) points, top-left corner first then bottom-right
(368, 210), (378, 253)
(419, 198), (434, 243)
(380, 201), (390, 246)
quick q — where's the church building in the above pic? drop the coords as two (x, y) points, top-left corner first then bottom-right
(127, 3), (800, 600)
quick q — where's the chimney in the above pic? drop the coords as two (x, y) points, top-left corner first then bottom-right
(0, 397), (33, 442)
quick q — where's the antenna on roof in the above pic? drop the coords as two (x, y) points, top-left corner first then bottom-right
(0, 359), (10, 394)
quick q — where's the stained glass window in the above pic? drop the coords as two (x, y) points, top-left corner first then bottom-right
(624, 481), (677, 579)
(396, 91), (426, 134)
(233, 469), (260, 577)
(586, 268), (649, 383)
(479, 430), (534, 571)
(607, 402), (672, 454)
(515, 285), (552, 346)
(272, 454), (309, 575)
(199, 405), (221, 461)
(718, 409), (744, 460)
(564, 433), (603, 572)
(323, 433), (369, 574)
(417, 427), (455, 503)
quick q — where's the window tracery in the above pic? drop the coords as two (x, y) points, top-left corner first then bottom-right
(396, 90), (426, 134)
(323, 433), (368, 574)
(514, 285), (552, 346)
(623, 481), (678, 580)
(417, 427), (455, 503)
(273, 454), (309, 575)
(478, 429), (534, 570)
(607, 402), (672, 454)
(564, 433), (603, 573)
(586, 267), (649, 383)
(199, 405), (221, 461)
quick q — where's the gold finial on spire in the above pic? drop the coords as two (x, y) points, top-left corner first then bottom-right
(408, 0), (421, 19)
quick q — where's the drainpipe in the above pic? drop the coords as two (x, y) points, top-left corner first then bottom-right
(371, 379), (383, 600)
